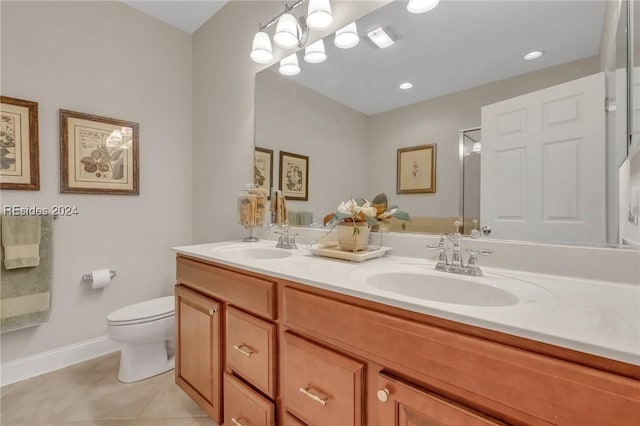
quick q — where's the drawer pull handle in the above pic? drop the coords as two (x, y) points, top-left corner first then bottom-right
(377, 388), (390, 402)
(231, 417), (250, 426)
(233, 344), (255, 357)
(299, 386), (328, 406)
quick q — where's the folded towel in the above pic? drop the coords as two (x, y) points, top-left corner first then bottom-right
(1, 215), (53, 333)
(238, 194), (257, 228)
(288, 211), (300, 226)
(1, 215), (42, 270)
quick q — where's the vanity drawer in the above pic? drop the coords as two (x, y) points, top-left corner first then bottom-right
(282, 286), (640, 425)
(224, 373), (274, 426)
(282, 332), (364, 426)
(226, 307), (276, 398)
(176, 256), (275, 319)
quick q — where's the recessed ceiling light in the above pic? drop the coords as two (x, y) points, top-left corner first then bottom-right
(399, 82), (413, 90)
(367, 27), (394, 49)
(523, 51), (544, 61)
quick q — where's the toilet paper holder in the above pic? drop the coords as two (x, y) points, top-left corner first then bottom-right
(82, 270), (117, 283)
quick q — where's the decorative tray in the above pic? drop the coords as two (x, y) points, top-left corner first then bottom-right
(309, 244), (392, 262)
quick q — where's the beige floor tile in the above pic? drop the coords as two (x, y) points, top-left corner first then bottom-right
(50, 352), (121, 376)
(0, 372), (104, 425)
(42, 418), (217, 426)
(139, 374), (208, 419)
(49, 369), (168, 422)
(0, 381), (23, 397)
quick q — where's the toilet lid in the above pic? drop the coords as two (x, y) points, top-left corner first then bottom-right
(107, 296), (174, 324)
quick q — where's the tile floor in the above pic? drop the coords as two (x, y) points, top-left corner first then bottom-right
(0, 352), (217, 426)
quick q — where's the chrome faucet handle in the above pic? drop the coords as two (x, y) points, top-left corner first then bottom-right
(466, 248), (493, 271)
(427, 234), (449, 270)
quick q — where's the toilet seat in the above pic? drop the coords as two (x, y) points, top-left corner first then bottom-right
(107, 296), (174, 326)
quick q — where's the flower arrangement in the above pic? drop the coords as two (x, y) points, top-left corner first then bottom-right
(323, 193), (411, 236)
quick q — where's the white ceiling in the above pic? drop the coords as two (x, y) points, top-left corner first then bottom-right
(121, 0), (228, 33)
(274, 0), (607, 115)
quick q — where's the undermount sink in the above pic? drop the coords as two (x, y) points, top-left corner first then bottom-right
(352, 264), (553, 307)
(213, 245), (294, 260)
(367, 272), (518, 306)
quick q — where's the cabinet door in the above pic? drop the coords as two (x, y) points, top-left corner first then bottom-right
(377, 373), (505, 426)
(175, 285), (222, 423)
(283, 332), (364, 426)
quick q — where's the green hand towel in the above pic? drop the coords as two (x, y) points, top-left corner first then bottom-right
(1, 215), (41, 269)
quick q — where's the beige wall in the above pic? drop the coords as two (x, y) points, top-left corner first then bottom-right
(192, 1), (387, 243)
(367, 55), (601, 220)
(0, 1), (193, 361)
(255, 70), (369, 221)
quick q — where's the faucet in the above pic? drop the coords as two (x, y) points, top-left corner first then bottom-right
(267, 223), (298, 249)
(426, 221), (493, 276)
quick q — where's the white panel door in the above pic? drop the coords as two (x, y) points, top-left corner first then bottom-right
(481, 72), (606, 243)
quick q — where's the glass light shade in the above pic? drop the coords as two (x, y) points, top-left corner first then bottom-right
(334, 22), (359, 49)
(274, 13), (300, 49)
(250, 31), (273, 64)
(407, 0), (440, 14)
(307, 0), (333, 31)
(279, 53), (300, 76)
(304, 39), (327, 63)
(472, 142), (482, 153)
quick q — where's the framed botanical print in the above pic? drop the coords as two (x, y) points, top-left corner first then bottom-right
(60, 110), (139, 195)
(254, 147), (273, 196)
(1, 96), (40, 190)
(279, 151), (308, 201)
(397, 144), (436, 194)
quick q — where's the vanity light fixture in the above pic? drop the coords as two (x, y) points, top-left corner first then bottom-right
(367, 27), (394, 49)
(399, 82), (413, 90)
(407, 0), (440, 14)
(250, 0), (309, 64)
(307, 0), (333, 31)
(304, 39), (327, 63)
(334, 22), (360, 49)
(280, 53), (301, 76)
(523, 50), (544, 61)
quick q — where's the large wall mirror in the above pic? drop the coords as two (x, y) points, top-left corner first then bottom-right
(255, 0), (640, 247)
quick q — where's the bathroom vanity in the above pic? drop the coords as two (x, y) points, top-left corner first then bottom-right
(173, 242), (640, 426)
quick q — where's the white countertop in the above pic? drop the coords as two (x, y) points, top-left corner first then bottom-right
(174, 241), (640, 366)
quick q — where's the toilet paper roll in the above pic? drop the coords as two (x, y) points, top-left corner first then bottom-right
(90, 269), (112, 289)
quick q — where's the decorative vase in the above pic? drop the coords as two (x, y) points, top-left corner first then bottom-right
(337, 222), (370, 252)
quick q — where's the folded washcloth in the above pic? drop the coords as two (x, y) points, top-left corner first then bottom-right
(1, 215), (42, 270)
(270, 190), (288, 225)
(249, 189), (268, 227)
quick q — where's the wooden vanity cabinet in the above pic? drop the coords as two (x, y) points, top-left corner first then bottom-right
(175, 254), (640, 426)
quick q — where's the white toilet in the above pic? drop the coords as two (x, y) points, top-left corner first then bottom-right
(106, 296), (175, 383)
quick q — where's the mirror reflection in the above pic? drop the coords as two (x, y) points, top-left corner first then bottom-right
(255, 0), (638, 247)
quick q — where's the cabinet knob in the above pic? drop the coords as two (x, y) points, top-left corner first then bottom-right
(209, 308), (217, 316)
(377, 388), (390, 402)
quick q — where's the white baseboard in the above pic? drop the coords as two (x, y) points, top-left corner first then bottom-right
(1, 336), (122, 386)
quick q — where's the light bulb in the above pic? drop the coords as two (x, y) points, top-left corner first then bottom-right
(250, 31), (273, 64)
(407, 0), (440, 14)
(279, 53), (301, 76)
(274, 13), (300, 49)
(307, 0), (333, 31)
(304, 39), (327, 63)
(334, 22), (359, 49)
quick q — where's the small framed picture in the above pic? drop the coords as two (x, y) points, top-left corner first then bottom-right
(254, 147), (273, 196)
(60, 110), (139, 195)
(1, 96), (40, 190)
(279, 151), (308, 201)
(397, 144), (436, 194)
